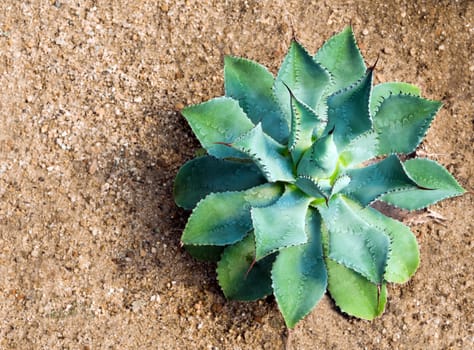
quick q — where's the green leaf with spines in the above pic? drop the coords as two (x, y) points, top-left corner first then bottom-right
(338, 131), (379, 168)
(224, 56), (289, 143)
(330, 175), (351, 198)
(315, 26), (366, 91)
(252, 186), (312, 260)
(287, 89), (324, 163)
(182, 183), (282, 246)
(341, 154), (418, 206)
(324, 69), (374, 152)
(326, 258), (387, 320)
(174, 155), (266, 210)
(231, 123), (295, 183)
(373, 94), (442, 155)
(217, 232), (275, 301)
(272, 208), (327, 328)
(317, 195), (390, 284)
(314, 26), (366, 120)
(274, 40), (330, 127)
(297, 132), (338, 180)
(320, 224), (387, 319)
(370, 82), (421, 116)
(355, 206), (419, 283)
(181, 97), (255, 159)
(295, 175), (328, 199)
(381, 158), (465, 210)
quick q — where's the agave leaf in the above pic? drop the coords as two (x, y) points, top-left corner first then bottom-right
(231, 123), (295, 182)
(373, 94), (442, 155)
(252, 186), (312, 260)
(295, 175), (328, 199)
(314, 27), (366, 119)
(297, 132), (338, 180)
(356, 207), (419, 283)
(217, 232), (275, 301)
(338, 131), (379, 168)
(324, 69), (373, 151)
(184, 245), (224, 262)
(315, 26), (366, 92)
(342, 154), (418, 206)
(370, 82), (421, 116)
(181, 97), (254, 158)
(330, 175), (351, 198)
(272, 208), (327, 328)
(318, 195), (390, 284)
(182, 183), (282, 246)
(274, 40), (330, 126)
(381, 158), (465, 210)
(174, 155), (267, 210)
(288, 90), (324, 162)
(224, 56), (289, 143)
(326, 258), (387, 320)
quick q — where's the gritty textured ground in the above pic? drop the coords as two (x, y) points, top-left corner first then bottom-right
(0, 1), (473, 349)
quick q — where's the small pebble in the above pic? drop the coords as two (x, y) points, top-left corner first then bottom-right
(88, 159), (98, 175)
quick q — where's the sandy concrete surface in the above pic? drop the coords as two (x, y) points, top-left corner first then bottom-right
(0, 1), (472, 349)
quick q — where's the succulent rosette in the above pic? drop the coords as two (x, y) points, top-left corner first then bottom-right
(173, 27), (465, 328)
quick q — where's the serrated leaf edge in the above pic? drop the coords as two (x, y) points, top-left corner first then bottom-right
(373, 93), (442, 156)
(181, 184), (281, 246)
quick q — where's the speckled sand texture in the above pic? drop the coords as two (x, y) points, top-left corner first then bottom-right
(0, 1), (473, 349)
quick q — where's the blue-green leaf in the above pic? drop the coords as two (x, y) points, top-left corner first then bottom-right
(317, 195), (390, 284)
(184, 245), (224, 262)
(224, 56), (289, 143)
(324, 69), (373, 151)
(330, 175), (351, 198)
(326, 258), (387, 320)
(181, 97), (254, 158)
(315, 26), (366, 92)
(341, 154), (418, 206)
(356, 207), (419, 283)
(217, 232), (275, 301)
(274, 40), (330, 127)
(174, 156), (267, 210)
(381, 158), (465, 210)
(182, 183), (282, 246)
(231, 123), (295, 182)
(297, 132), (338, 180)
(252, 186), (312, 260)
(373, 94), (442, 155)
(338, 131), (379, 168)
(272, 209), (327, 328)
(370, 82), (421, 117)
(288, 90), (324, 162)
(295, 175), (328, 199)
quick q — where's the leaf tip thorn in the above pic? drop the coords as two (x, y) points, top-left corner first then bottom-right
(368, 54), (380, 72)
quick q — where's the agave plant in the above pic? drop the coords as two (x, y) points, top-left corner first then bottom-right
(173, 27), (465, 328)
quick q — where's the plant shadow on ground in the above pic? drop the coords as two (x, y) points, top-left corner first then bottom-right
(104, 105), (288, 345)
